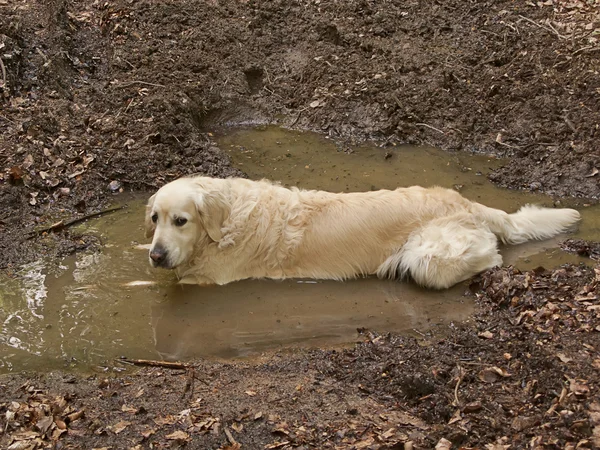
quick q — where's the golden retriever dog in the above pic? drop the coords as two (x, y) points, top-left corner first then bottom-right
(144, 176), (580, 289)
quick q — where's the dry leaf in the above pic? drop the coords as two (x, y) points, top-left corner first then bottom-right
(568, 377), (590, 397)
(111, 420), (131, 434)
(478, 330), (494, 339)
(231, 422), (243, 432)
(140, 428), (155, 439)
(478, 366), (511, 383)
(9, 166), (23, 182)
(166, 430), (190, 441)
(23, 154), (34, 169)
(556, 353), (573, 363)
(464, 401), (483, 413)
(448, 409), (462, 424)
(245, 390), (257, 396)
(435, 437), (452, 450)
(512, 415), (538, 431)
(121, 404), (137, 413)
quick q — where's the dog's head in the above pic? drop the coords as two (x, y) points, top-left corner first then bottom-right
(145, 177), (230, 269)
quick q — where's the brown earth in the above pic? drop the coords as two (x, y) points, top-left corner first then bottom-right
(1, 0), (600, 449)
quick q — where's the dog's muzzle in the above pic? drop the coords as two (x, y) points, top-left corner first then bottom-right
(149, 244), (170, 268)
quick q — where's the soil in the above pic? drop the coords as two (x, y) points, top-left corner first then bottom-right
(1, 0), (600, 449)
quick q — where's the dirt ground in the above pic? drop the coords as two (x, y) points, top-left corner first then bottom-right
(1, 0), (600, 448)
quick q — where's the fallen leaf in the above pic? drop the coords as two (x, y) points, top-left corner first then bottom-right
(231, 422), (243, 432)
(568, 377), (590, 397)
(464, 401), (483, 413)
(154, 415), (177, 426)
(512, 415), (538, 431)
(448, 409), (462, 424)
(245, 390), (257, 396)
(67, 409), (84, 422)
(36, 415), (54, 434)
(166, 430), (190, 441)
(265, 441), (290, 449)
(9, 166), (23, 182)
(478, 330), (494, 339)
(380, 427), (396, 439)
(23, 154), (34, 169)
(557, 353), (573, 363)
(122, 404), (137, 413)
(140, 428), (155, 439)
(254, 412), (263, 420)
(585, 167), (598, 177)
(435, 437), (452, 450)
(478, 366), (511, 383)
(110, 420), (131, 434)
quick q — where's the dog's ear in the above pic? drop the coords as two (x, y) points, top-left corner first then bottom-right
(196, 190), (230, 243)
(144, 193), (157, 239)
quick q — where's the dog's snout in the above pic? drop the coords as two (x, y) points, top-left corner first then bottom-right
(149, 246), (168, 265)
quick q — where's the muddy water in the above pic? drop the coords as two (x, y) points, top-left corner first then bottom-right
(1, 127), (597, 373)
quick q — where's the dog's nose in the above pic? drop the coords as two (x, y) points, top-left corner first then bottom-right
(149, 247), (167, 265)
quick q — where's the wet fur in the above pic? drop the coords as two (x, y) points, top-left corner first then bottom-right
(145, 176), (581, 289)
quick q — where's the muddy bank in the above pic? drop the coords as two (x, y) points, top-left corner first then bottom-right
(2, 264), (600, 449)
(1, 1), (600, 448)
(1, 0), (600, 268)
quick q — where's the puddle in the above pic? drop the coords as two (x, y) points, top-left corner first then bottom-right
(1, 126), (597, 373)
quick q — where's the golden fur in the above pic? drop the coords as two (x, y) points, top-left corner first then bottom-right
(145, 176), (581, 289)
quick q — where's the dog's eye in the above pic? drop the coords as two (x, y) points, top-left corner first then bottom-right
(151, 213), (158, 223)
(175, 217), (188, 227)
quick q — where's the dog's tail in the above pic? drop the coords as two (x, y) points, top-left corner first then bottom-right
(476, 204), (581, 245)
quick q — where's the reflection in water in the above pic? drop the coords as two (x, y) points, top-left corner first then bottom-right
(0, 126), (596, 373)
(151, 278), (471, 360)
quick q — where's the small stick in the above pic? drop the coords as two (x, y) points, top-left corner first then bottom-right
(518, 14), (567, 40)
(0, 57), (6, 89)
(0, 113), (16, 125)
(27, 205), (126, 237)
(416, 123), (445, 135)
(224, 427), (239, 447)
(182, 367), (195, 399)
(113, 80), (166, 89)
(116, 357), (189, 370)
(452, 366), (466, 407)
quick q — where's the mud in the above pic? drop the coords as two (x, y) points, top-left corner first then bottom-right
(1, 0), (600, 449)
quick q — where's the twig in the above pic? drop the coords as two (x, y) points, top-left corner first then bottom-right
(452, 366), (466, 407)
(116, 357), (189, 370)
(573, 46), (600, 56)
(518, 14), (567, 40)
(113, 80), (166, 89)
(412, 328), (427, 338)
(0, 56), (6, 89)
(224, 427), (239, 447)
(290, 107), (308, 127)
(416, 123), (445, 135)
(26, 205), (126, 237)
(0, 113), (16, 125)
(182, 367), (196, 399)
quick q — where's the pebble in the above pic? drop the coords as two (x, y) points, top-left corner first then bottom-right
(108, 180), (122, 192)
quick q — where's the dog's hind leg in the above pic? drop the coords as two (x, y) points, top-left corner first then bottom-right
(377, 214), (502, 289)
